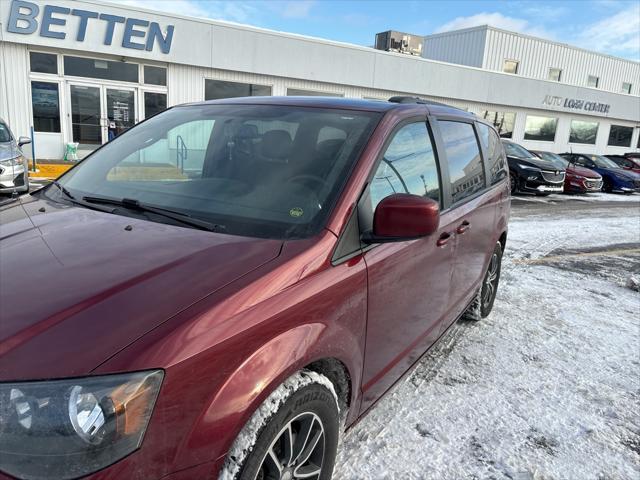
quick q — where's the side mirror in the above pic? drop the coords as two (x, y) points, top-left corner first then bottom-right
(362, 193), (440, 244)
(18, 136), (31, 147)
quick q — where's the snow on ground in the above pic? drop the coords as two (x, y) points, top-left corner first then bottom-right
(512, 192), (640, 204)
(334, 204), (640, 480)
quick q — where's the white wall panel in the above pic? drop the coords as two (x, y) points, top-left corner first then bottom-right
(0, 41), (31, 140)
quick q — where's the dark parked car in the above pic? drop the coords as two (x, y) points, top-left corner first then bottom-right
(0, 118), (31, 195)
(0, 97), (510, 480)
(606, 154), (640, 174)
(531, 150), (602, 193)
(561, 153), (640, 193)
(502, 140), (565, 195)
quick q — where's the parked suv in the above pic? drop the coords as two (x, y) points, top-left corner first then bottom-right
(531, 150), (602, 193)
(502, 140), (565, 195)
(0, 118), (31, 194)
(561, 153), (640, 193)
(0, 97), (510, 480)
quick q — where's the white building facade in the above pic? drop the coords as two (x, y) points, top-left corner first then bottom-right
(1, 0), (639, 160)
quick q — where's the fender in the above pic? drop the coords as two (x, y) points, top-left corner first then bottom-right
(178, 322), (360, 468)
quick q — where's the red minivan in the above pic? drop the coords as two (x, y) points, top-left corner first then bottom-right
(0, 97), (510, 480)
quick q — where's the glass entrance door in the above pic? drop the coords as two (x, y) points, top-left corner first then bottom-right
(68, 83), (137, 155)
(69, 84), (102, 150)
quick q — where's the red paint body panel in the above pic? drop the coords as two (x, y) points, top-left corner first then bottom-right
(0, 97), (509, 480)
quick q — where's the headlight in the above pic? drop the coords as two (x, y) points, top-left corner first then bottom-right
(573, 175), (586, 180)
(0, 370), (163, 480)
(518, 164), (541, 171)
(0, 155), (25, 168)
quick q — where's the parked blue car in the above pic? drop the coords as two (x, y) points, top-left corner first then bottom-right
(561, 153), (640, 194)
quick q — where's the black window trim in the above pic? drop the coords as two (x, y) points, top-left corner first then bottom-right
(203, 78), (273, 101)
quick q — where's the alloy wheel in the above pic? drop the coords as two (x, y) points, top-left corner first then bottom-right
(254, 412), (325, 480)
(482, 252), (500, 309)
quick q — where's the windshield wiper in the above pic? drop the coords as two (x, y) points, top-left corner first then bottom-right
(82, 195), (223, 232)
(51, 181), (116, 214)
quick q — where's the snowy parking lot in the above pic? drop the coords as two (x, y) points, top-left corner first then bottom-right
(335, 195), (640, 480)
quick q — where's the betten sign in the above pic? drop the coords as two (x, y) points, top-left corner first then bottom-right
(6, 0), (174, 54)
(542, 95), (611, 114)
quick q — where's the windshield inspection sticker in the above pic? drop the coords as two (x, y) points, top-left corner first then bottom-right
(289, 207), (304, 218)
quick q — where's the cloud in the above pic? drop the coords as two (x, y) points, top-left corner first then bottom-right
(108, 0), (261, 25)
(433, 12), (553, 39)
(574, 2), (640, 59)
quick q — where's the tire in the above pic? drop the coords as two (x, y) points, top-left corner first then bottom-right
(602, 178), (613, 193)
(509, 172), (517, 195)
(220, 370), (340, 480)
(480, 242), (503, 318)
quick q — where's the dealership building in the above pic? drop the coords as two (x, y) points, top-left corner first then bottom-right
(1, 0), (639, 161)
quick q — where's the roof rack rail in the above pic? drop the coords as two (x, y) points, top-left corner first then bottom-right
(388, 96), (448, 106)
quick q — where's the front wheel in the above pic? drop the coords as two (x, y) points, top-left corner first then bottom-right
(220, 370), (340, 480)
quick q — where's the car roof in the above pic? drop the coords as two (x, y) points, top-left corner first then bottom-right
(179, 95), (477, 119)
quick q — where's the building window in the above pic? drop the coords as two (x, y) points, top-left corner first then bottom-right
(587, 75), (599, 88)
(369, 122), (441, 209)
(480, 111), (515, 138)
(144, 92), (167, 119)
(569, 120), (599, 144)
(607, 125), (633, 147)
(548, 68), (562, 82)
(30, 52), (58, 74)
(31, 81), (61, 133)
(524, 115), (558, 142)
(477, 123), (508, 186)
(502, 60), (519, 74)
(438, 121), (486, 203)
(287, 88), (344, 97)
(621, 82), (632, 94)
(64, 56), (139, 83)
(144, 66), (167, 86)
(205, 79), (271, 100)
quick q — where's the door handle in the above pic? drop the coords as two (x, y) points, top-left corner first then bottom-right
(437, 232), (452, 247)
(456, 221), (471, 234)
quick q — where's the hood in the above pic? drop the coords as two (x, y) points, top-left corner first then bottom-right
(568, 164), (601, 178)
(605, 167), (640, 180)
(0, 141), (21, 162)
(507, 155), (560, 171)
(0, 195), (282, 380)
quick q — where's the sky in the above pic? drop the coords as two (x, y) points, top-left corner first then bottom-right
(112, 0), (640, 61)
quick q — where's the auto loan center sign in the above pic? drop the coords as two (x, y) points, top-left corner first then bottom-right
(6, 0), (174, 54)
(542, 95), (611, 115)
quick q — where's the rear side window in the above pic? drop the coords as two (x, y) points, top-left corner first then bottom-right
(438, 121), (486, 203)
(477, 123), (508, 186)
(370, 122), (440, 209)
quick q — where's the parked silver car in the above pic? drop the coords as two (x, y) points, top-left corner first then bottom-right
(0, 118), (31, 194)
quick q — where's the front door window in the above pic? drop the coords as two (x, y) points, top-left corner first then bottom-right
(106, 89), (136, 140)
(70, 85), (102, 150)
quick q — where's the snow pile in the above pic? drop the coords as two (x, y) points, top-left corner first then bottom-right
(334, 208), (640, 480)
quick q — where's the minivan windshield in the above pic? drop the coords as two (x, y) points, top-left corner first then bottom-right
(0, 122), (12, 143)
(56, 105), (380, 239)
(502, 141), (534, 159)
(535, 151), (568, 169)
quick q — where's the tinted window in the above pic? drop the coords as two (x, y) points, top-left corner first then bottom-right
(0, 122), (12, 142)
(536, 152), (568, 169)
(608, 125), (633, 147)
(58, 105), (380, 240)
(31, 81), (61, 133)
(503, 60), (518, 74)
(621, 82), (632, 94)
(548, 68), (562, 82)
(569, 120), (598, 144)
(587, 75), (599, 88)
(205, 79), (271, 100)
(524, 115), (557, 142)
(144, 66), (167, 86)
(439, 121), (485, 203)
(477, 123), (507, 185)
(144, 92), (167, 119)
(370, 122), (440, 209)
(479, 110), (515, 138)
(30, 52), (57, 74)
(502, 141), (534, 159)
(64, 56), (138, 83)
(287, 88), (344, 97)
